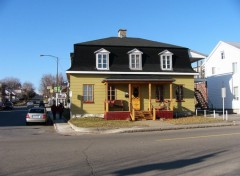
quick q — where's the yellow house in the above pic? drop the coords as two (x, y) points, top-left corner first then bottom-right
(66, 30), (198, 120)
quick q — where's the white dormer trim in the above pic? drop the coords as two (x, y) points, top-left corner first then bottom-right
(94, 48), (110, 70)
(94, 48), (110, 54)
(158, 49), (173, 56)
(127, 48), (143, 70)
(158, 50), (173, 70)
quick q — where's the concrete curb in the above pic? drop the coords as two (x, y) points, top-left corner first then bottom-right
(66, 121), (240, 134)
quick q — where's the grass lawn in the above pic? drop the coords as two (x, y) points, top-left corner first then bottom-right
(69, 117), (147, 128)
(69, 116), (224, 128)
(166, 116), (224, 125)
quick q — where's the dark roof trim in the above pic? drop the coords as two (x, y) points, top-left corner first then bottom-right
(102, 75), (175, 83)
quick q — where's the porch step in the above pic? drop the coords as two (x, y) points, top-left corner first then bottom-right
(135, 111), (153, 120)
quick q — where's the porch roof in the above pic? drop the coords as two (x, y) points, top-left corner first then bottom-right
(102, 75), (175, 83)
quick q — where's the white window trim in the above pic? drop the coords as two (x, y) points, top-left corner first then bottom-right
(127, 48), (143, 70)
(212, 67), (216, 75)
(233, 86), (239, 100)
(232, 62), (237, 74)
(159, 50), (173, 71)
(94, 48), (110, 70)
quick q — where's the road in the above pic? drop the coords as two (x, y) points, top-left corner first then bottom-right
(1, 107), (240, 175)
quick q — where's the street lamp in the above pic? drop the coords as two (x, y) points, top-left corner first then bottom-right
(40, 55), (59, 93)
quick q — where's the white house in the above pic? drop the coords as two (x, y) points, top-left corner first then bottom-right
(205, 41), (240, 113)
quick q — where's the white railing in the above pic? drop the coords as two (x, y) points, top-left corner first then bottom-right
(195, 109), (228, 121)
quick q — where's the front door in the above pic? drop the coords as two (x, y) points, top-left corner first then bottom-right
(132, 86), (140, 110)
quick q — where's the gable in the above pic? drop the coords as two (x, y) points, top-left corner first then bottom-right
(205, 41), (240, 77)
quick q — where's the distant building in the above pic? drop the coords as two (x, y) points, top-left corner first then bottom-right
(205, 41), (240, 113)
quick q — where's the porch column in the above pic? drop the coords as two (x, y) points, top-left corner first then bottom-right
(128, 83), (132, 112)
(105, 82), (109, 112)
(148, 83), (151, 111)
(170, 83), (173, 110)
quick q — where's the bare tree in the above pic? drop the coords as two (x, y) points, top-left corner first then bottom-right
(39, 74), (55, 96)
(1, 77), (21, 90)
(39, 73), (67, 97)
(22, 82), (36, 100)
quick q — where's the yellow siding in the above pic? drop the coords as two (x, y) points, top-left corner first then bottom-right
(173, 76), (195, 112)
(70, 74), (195, 116)
(150, 76), (195, 112)
(70, 74), (107, 115)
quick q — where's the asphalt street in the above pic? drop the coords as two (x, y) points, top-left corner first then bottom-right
(1, 107), (240, 175)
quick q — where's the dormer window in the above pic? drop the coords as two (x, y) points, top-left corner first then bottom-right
(94, 48), (110, 70)
(127, 48), (143, 70)
(159, 50), (173, 70)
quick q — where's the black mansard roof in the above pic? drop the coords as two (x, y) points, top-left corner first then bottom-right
(76, 37), (185, 48)
(68, 37), (195, 73)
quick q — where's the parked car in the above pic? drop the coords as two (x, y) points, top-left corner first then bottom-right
(26, 107), (48, 125)
(26, 101), (34, 109)
(4, 101), (14, 110)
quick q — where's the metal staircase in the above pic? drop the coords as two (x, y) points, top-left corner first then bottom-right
(194, 88), (208, 109)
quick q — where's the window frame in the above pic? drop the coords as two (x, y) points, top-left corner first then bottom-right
(83, 84), (94, 103)
(233, 86), (239, 100)
(127, 48), (143, 70)
(94, 48), (110, 70)
(175, 85), (184, 102)
(212, 67), (216, 75)
(108, 85), (116, 101)
(159, 50), (173, 71)
(221, 51), (225, 59)
(156, 85), (164, 102)
(232, 62), (237, 74)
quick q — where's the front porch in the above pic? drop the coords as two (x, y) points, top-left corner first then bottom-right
(102, 75), (175, 121)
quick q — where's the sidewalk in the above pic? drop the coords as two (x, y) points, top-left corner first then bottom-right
(49, 111), (240, 135)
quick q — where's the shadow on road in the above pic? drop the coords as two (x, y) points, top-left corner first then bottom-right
(114, 151), (226, 176)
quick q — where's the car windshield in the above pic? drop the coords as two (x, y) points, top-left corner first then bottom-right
(29, 109), (44, 113)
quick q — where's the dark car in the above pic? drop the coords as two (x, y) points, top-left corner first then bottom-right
(4, 101), (14, 110)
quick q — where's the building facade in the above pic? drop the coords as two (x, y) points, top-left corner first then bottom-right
(67, 30), (199, 120)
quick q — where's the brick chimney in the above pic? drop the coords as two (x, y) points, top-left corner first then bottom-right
(118, 29), (127, 38)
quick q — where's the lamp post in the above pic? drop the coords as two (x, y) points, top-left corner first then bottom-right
(40, 54), (59, 93)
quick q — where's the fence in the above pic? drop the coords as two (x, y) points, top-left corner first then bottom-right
(195, 109), (229, 121)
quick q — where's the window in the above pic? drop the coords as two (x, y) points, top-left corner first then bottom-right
(83, 84), (94, 103)
(175, 85), (184, 101)
(159, 50), (173, 70)
(108, 85), (116, 100)
(234, 86), (239, 100)
(232, 62), (237, 74)
(94, 48), (110, 70)
(128, 48), (143, 70)
(156, 85), (164, 102)
(221, 51), (225, 59)
(212, 67), (216, 74)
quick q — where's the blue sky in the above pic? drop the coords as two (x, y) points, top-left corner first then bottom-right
(1, 0), (240, 93)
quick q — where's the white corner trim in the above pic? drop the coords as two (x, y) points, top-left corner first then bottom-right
(66, 71), (199, 76)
